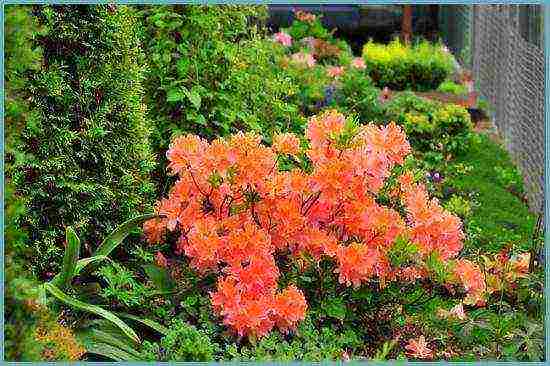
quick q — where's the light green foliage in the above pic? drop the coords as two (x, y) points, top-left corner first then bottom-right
(141, 319), (217, 361)
(362, 38), (454, 91)
(96, 263), (149, 309)
(11, 5), (155, 277)
(383, 92), (473, 158)
(437, 80), (468, 95)
(234, 316), (361, 361)
(444, 195), (472, 219)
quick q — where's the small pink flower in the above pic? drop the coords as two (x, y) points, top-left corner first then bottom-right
(274, 32), (292, 47)
(291, 52), (316, 68)
(405, 336), (433, 359)
(351, 57), (366, 70)
(327, 66), (344, 78)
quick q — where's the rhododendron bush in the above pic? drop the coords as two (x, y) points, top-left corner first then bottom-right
(144, 110), (485, 338)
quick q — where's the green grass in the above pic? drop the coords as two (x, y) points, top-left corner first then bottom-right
(449, 133), (537, 253)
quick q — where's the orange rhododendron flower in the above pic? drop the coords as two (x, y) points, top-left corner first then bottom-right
(145, 110), (467, 339)
(273, 132), (301, 156)
(453, 259), (486, 305)
(405, 336), (433, 359)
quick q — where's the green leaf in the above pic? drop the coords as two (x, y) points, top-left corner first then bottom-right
(94, 214), (156, 258)
(58, 226), (80, 289)
(44, 282), (140, 344)
(78, 328), (141, 359)
(115, 312), (170, 336)
(81, 341), (139, 361)
(184, 87), (201, 109)
(142, 264), (175, 292)
(166, 88), (184, 102)
(51, 255), (110, 288)
(322, 298), (347, 320)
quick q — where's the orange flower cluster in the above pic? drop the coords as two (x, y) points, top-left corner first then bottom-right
(145, 110), (468, 338)
(450, 251), (531, 306)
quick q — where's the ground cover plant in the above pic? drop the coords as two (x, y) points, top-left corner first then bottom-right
(4, 5), (544, 362)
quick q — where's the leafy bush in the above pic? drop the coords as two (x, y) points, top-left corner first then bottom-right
(284, 10), (332, 41)
(362, 38), (454, 91)
(5, 5), (42, 160)
(11, 5), (155, 277)
(331, 67), (384, 122)
(139, 5), (304, 191)
(143, 110), (487, 339)
(382, 92), (473, 159)
(141, 319), (216, 361)
(437, 80), (467, 95)
(280, 59), (332, 116)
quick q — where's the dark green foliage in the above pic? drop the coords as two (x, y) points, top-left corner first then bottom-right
(11, 5), (155, 277)
(141, 319), (217, 361)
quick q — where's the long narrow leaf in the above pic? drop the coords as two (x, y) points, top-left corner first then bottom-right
(116, 312), (170, 336)
(82, 341), (139, 361)
(94, 214), (156, 257)
(51, 255), (110, 287)
(44, 282), (140, 344)
(79, 328), (142, 358)
(75, 255), (111, 273)
(58, 226), (80, 289)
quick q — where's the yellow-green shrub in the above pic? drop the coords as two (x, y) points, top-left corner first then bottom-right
(362, 38), (454, 91)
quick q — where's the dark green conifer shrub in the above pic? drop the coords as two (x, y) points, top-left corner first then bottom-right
(12, 5), (155, 277)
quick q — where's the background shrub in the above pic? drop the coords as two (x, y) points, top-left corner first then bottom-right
(382, 92), (473, 159)
(11, 5), (156, 277)
(362, 38), (454, 91)
(139, 5), (303, 192)
(331, 68), (384, 122)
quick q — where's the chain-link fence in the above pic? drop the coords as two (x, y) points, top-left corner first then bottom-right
(440, 5), (545, 214)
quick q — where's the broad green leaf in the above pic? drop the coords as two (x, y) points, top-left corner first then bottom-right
(116, 312), (169, 336)
(94, 214), (156, 258)
(44, 283), (140, 344)
(58, 226), (80, 289)
(322, 298), (347, 320)
(142, 264), (175, 292)
(75, 255), (111, 274)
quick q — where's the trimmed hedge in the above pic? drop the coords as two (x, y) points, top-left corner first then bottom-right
(362, 38), (454, 91)
(12, 5), (155, 277)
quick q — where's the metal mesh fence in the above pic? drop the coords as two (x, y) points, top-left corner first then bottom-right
(440, 5), (545, 213)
